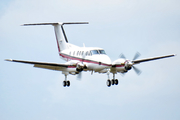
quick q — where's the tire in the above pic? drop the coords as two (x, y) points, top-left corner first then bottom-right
(115, 79), (118, 85)
(111, 79), (115, 85)
(106, 79), (111, 87)
(63, 81), (66, 87)
(66, 81), (70, 87)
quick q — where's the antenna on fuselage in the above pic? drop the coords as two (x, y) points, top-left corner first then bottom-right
(83, 43), (86, 47)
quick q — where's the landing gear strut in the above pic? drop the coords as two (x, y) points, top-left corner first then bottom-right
(112, 74), (118, 85)
(63, 75), (70, 87)
(106, 71), (111, 87)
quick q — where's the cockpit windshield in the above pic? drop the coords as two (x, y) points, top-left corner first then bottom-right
(91, 50), (99, 54)
(99, 50), (106, 54)
(91, 50), (106, 55)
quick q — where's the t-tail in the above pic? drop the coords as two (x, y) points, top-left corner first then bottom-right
(22, 22), (89, 53)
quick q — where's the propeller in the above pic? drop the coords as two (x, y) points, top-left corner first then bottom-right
(120, 72), (126, 77)
(119, 52), (142, 75)
(77, 72), (82, 80)
(119, 53), (126, 59)
(132, 66), (141, 75)
(133, 52), (141, 60)
(76, 53), (86, 80)
(76, 63), (84, 80)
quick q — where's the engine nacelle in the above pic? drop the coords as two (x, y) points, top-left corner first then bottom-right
(76, 62), (84, 72)
(125, 60), (133, 70)
(65, 60), (86, 72)
(112, 58), (126, 66)
(65, 60), (79, 65)
(112, 59), (133, 72)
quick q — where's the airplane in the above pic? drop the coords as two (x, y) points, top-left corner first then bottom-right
(5, 22), (176, 87)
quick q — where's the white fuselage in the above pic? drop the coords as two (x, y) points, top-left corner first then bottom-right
(59, 43), (112, 74)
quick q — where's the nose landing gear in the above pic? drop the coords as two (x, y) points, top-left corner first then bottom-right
(106, 73), (119, 87)
(106, 79), (111, 87)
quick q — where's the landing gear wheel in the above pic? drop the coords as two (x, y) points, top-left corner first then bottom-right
(115, 79), (118, 85)
(106, 79), (111, 87)
(63, 81), (66, 87)
(111, 79), (115, 85)
(66, 81), (70, 87)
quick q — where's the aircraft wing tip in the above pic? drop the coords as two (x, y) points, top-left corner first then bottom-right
(5, 59), (13, 61)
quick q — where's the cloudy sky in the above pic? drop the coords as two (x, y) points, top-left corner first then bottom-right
(0, 0), (180, 120)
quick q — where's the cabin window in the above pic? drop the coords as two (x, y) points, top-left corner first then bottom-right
(79, 51), (81, 56)
(77, 51), (79, 56)
(85, 51), (88, 56)
(73, 51), (75, 56)
(89, 51), (92, 56)
(69, 52), (71, 55)
(91, 50), (99, 55)
(99, 50), (106, 54)
(82, 51), (84, 56)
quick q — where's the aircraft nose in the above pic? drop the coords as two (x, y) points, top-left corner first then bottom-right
(101, 55), (112, 65)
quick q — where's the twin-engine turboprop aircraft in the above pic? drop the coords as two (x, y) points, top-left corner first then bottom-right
(5, 22), (176, 87)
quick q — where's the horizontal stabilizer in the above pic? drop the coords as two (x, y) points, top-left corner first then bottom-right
(21, 21), (89, 51)
(21, 22), (89, 26)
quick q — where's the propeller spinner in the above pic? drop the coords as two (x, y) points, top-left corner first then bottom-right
(120, 52), (142, 75)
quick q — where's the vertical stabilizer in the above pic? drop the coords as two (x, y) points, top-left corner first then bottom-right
(53, 24), (68, 52)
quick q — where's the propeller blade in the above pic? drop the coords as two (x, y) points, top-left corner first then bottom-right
(120, 72), (126, 77)
(77, 72), (82, 80)
(119, 53), (126, 59)
(132, 66), (141, 75)
(133, 52), (141, 60)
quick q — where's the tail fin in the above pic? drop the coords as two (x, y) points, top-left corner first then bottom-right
(22, 22), (88, 52)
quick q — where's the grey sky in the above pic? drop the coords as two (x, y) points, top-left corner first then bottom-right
(0, 0), (180, 120)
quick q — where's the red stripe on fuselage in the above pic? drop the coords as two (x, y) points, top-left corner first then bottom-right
(114, 65), (124, 67)
(60, 53), (112, 67)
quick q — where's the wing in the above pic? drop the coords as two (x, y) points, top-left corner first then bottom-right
(110, 54), (176, 74)
(5, 59), (75, 71)
(132, 54), (176, 64)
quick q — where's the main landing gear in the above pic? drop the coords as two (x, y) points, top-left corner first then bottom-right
(62, 72), (118, 87)
(106, 79), (118, 87)
(63, 75), (70, 87)
(106, 73), (119, 87)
